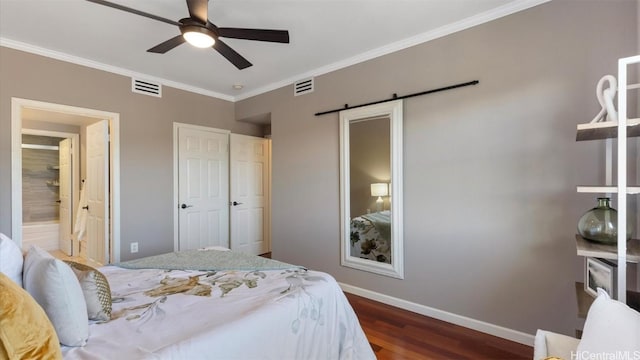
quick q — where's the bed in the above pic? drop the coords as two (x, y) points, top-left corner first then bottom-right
(57, 248), (375, 360)
(350, 210), (391, 263)
(0, 235), (374, 360)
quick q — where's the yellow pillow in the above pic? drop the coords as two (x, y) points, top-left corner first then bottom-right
(0, 273), (62, 359)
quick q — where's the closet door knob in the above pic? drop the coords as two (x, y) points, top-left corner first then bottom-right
(181, 204), (193, 209)
(231, 201), (243, 206)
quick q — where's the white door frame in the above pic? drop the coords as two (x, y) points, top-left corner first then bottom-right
(11, 98), (121, 263)
(172, 122), (230, 251)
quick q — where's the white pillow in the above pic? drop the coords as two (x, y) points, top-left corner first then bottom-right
(23, 246), (89, 347)
(576, 289), (640, 355)
(0, 233), (23, 287)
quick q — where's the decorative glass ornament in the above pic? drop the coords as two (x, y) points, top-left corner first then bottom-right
(577, 197), (632, 244)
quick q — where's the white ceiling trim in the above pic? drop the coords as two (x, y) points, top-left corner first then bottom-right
(235, 0), (551, 101)
(0, 37), (235, 102)
(1, 0), (550, 103)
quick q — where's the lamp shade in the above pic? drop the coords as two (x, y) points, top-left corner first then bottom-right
(370, 183), (388, 197)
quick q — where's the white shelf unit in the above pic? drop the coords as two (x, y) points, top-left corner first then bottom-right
(576, 117), (640, 141)
(575, 55), (640, 304)
(575, 235), (640, 263)
(576, 186), (640, 194)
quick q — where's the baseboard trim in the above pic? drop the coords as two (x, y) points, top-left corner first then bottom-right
(339, 282), (535, 346)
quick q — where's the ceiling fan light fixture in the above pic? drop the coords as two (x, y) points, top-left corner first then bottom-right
(181, 24), (216, 48)
(87, 0), (289, 69)
(183, 31), (215, 48)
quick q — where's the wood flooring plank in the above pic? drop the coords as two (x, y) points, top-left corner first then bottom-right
(345, 292), (533, 360)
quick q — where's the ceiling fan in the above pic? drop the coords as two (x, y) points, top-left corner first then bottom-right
(86, 0), (290, 70)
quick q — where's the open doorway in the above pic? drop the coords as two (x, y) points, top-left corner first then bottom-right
(21, 129), (79, 256)
(11, 98), (121, 264)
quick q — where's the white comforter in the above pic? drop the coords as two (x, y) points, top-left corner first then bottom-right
(62, 266), (375, 360)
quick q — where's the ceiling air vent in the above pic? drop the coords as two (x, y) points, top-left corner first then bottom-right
(131, 78), (162, 98)
(294, 78), (314, 96)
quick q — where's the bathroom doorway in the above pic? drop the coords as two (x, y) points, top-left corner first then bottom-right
(21, 130), (79, 256)
(11, 98), (121, 264)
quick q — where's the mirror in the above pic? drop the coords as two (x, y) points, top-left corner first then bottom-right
(339, 100), (403, 279)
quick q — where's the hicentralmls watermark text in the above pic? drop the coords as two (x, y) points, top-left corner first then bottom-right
(572, 351), (640, 360)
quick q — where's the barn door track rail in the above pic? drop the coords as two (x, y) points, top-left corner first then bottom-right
(314, 80), (479, 116)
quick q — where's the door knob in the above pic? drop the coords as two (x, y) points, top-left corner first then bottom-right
(231, 201), (243, 206)
(181, 204), (194, 209)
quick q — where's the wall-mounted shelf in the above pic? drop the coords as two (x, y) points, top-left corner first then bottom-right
(575, 234), (640, 263)
(576, 117), (640, 141)
(576, 186), (640, 194)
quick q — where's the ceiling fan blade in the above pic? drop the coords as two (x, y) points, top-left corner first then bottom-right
(147, 35), (186, 54)
(85, 0), (181, 27)
(213, 39), (252, 70)
(186, 0), (209, 24)
(217, 28), (290, 43)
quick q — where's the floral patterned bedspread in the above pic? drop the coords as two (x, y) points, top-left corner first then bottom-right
(62, 252), (374, 360)
(350, 210), (391, 263)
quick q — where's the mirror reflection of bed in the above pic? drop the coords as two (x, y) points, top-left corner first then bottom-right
(350, 210), (391, 263)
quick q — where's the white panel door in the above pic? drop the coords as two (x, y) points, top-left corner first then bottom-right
(58, 138), (73, 255)
(178, 126), (229, 250)
(86, 120), (109, 264)
(230, 134), (269, 255)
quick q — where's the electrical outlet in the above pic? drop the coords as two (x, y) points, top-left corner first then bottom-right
(130, 242), (138, 253)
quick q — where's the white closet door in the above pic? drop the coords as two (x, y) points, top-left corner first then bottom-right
(230, 134), (269, 255)
(177, 126), (229, 250)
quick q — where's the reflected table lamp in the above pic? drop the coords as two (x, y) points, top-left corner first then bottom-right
(370, 183), (388, 212)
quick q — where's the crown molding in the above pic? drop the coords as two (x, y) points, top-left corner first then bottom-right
(0, 38), (235, 102)
(235, 0), (551, 101)
(1, 0), (550, 103)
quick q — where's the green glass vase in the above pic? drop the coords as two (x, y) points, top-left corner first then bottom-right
(577, 197), (632, 244)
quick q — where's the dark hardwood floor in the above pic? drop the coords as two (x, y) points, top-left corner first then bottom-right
(345, 293), (533, 360)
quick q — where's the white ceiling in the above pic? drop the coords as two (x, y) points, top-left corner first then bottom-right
(0, 0), (547, 101)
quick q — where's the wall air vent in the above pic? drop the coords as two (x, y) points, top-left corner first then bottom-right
(294, 78), (314, 96)
(131, 78), (162, 97)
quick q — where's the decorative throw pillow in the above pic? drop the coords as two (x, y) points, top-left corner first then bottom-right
(0, 273), (62, 359)
(576, 288), (640, 354)
(65, 261), (112, 322)
(0, 233), (23, 287)
(23, 246), (89, 347)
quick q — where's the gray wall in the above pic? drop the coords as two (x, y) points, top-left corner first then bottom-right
(236, 0), (639, 336)
(0, 47), (263, 261)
